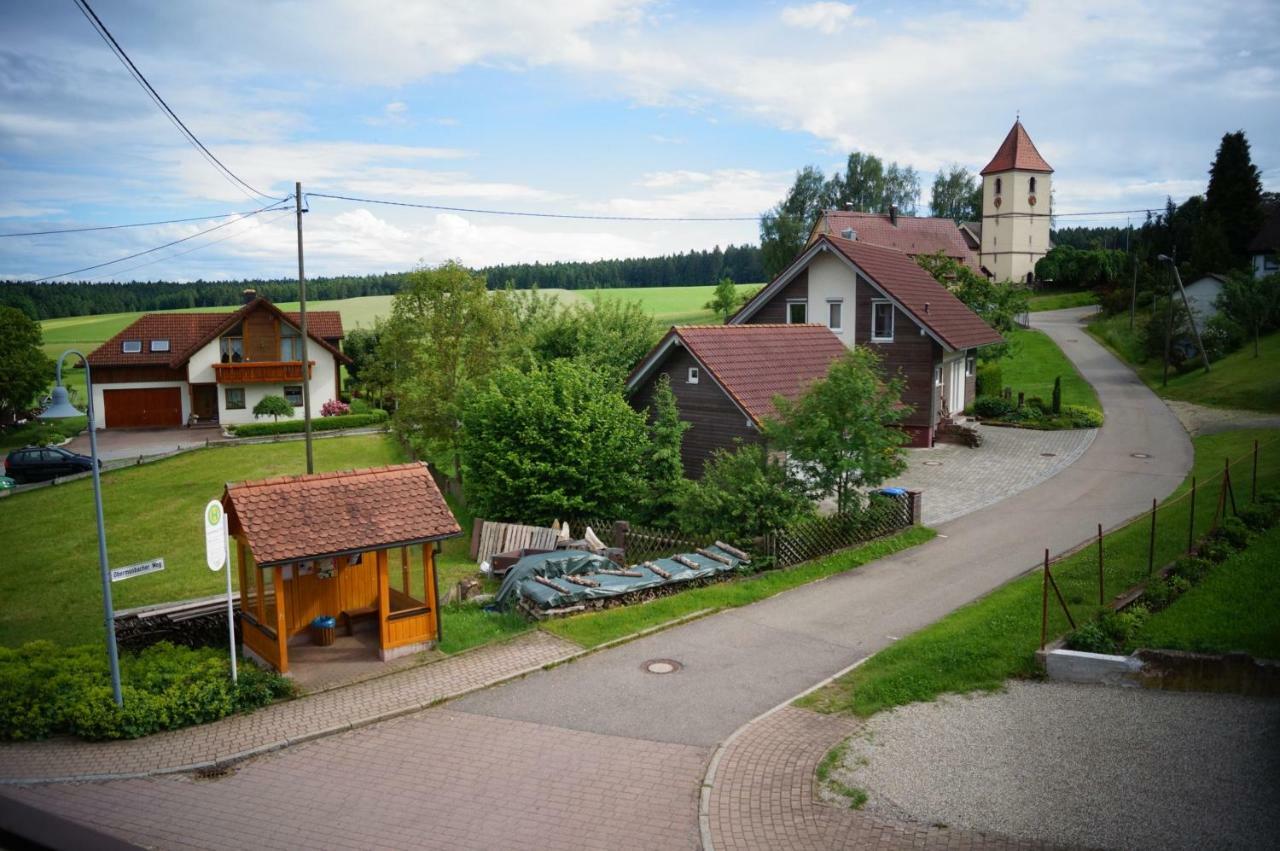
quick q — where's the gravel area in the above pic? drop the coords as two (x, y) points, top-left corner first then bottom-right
(829, 681), (1280, 850)
(1164, 400), (1280, 437)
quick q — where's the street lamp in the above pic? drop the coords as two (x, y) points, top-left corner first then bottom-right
(41, 351), (123, 706)
(1156, 254), (1211, 379)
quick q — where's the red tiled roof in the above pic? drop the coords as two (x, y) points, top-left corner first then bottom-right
(980, 120), (1053, 175)
(87, 299), (345, 367)
(223, 463), (461, 566)
(814, 211), (981, 272)
(824, 235), (1003, 351)
(671, 324), (848, 424)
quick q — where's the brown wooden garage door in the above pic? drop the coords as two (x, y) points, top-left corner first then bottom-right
(103, 387), (183, 428)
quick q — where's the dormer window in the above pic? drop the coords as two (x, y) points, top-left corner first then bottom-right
(121, 340), (142, 353)
(150, 339), (170, 352)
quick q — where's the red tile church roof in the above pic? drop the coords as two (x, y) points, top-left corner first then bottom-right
(980, 120), (1053, 175)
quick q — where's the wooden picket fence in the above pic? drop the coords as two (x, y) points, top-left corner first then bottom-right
(763, 496), (914, 568)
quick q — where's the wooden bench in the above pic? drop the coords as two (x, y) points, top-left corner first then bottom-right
(338, 605), (377, 636)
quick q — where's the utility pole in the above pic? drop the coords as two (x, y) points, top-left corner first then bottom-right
(1162, 247), (1176, 387)
(1127, 219), (1137, 332)
(1158, 252), (1211, 374)
(295, 181), (314, 474)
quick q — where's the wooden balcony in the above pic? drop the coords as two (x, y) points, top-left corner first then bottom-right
(213, 360), (313, 384)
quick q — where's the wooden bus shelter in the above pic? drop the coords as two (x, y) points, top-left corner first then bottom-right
(222, 463), (462, 674)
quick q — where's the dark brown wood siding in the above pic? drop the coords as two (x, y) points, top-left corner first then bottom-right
(856, 275), (941, 441)
(631, 347), (760, 478)
(742, 269), (808, 324)
(92, 364), (187, 384)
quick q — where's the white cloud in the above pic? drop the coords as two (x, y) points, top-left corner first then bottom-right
(780, 3), (859, 35)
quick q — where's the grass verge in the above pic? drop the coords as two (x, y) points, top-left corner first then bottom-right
(437, 604), (531, 655)
(1029, 291), (1096, 312)
(1130, 523), (1280, 659)
(542, 526), (936, 648)
(997, 327), (1101, 411)
(798, 429), (1280, 719)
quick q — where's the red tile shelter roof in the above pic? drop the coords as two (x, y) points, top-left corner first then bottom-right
(824, 235), (1003, 351)
(813, 211), (981, 272)
(653, 324), (848, 425)
(980, 120), (1053, 175)
(86, 299), (345, 368)
(223, 463), (461, 566)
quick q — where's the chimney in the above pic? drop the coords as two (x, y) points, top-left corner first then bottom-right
(241, 288), (257, 305)
(889, 204), (898, 225)
(841, 227), (855, 240)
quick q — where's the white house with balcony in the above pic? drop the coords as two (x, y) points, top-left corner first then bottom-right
(85, 292), (348, 430)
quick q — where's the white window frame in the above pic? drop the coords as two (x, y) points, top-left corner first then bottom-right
(827, 299), (843, 332)
(284, 385), (304, 407)
(121, 340), (142, 353)
(965, 352), (977, 376)
(934, 364), (943, 387)
(687, 367), (699, 384)
(786, 299), (807, 324)
(225, 387), (246, 410)
(871, 300), (895, 342)
(149, 339), (170, 352)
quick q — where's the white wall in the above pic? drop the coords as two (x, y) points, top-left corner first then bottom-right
(1182, 277), (1223, 324)
(215, 354), (339, 426)
(91, 380), (190, 430)
(1254, 253), (1279, 279)
(806, 251), (856, 347)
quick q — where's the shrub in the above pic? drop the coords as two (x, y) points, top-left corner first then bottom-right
(1197, 538), (1234, 563)
(0, 641), (292, 741)
(1067, 621), (1115, 654)
(1025, 396), (1049, 414)
(1101, 604), (1148, 645)
(975, 362), (1003, 398)
(1051, 376), (1062, 414)
(677, 443), (814, 542)
(230, 409), (389, 437)
(1170, 556), (1211, 584)
(1062, 405), (1104, 428)
(252, 394), (295, 423)
(1236, 503), (1278, 532)
(320, 399), (351, 417)
(1208, 516), (1251, 550)
(1141, 576), (1175, 610)
(973, 396), (1016, 419)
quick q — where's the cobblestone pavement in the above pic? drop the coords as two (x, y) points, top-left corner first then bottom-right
(705, 705), (1059, 850)
(9, 708), (710, 851)
(883, 424), (1096, 526)
(0, 630), (577, 784)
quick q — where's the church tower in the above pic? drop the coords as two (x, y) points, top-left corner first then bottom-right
(979, 120), (1052, 283)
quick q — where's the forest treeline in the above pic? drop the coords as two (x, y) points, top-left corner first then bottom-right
(1, 243), (764, 320)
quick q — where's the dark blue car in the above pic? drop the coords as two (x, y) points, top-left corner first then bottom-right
(3, 445), (98, 484)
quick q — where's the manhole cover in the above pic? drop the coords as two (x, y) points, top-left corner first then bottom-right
(1041, 452), (1057, 457)
(1131, 452), (1151, 459)
(642, 659), (682, 675)
(923, 460), (944, 467)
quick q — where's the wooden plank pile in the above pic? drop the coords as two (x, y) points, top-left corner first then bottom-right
(114, 595), (236, 651)
(471, 519), (560, 565)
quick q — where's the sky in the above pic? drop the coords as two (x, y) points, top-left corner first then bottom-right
(1, 0), (1278, 283)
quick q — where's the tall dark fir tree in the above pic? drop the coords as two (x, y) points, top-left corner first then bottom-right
(1203, 130), (1264, 264)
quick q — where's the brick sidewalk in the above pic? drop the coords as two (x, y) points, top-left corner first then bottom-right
(0, 630), (578, 784)
(705, 705), (1062, 850)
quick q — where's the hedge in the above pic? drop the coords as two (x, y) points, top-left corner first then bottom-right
(229, 409), (389, 437)
(0, 641), (293, 741)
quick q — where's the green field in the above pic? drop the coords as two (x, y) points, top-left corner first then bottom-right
(997, 327), (1101, 410)
(1131, 522), (1280, 660)
(1028, 290), (1097, 312)
(1087, 312), (1280, 413)
(0, 434), (489, 647)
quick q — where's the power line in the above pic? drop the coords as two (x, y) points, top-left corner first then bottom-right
(73, 0), (279, 204)
(29, 199), (292, 282)
(102, 208), (296, 279)
(0, 207), (300, 238)
(305, 192), (763, 222)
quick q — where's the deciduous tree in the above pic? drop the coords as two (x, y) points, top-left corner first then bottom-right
(0, 308), (54, 426)
(252, 395), (293, 423)
(929, 165), (982, 223)
(1217, 271), (1280, 357)
(704, 277), (740, 323)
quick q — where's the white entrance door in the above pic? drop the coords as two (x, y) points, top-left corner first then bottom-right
(948, 358), (966, 415)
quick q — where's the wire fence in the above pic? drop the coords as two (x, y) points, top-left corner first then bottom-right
(1039, 437), (1277, 648)
(764, 494), (914, 568)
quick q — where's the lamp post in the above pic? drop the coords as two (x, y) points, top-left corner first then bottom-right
(41, 351), (123, 706)
(1156, 254), (1211, 376)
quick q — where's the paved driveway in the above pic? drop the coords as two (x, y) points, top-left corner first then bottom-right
(66, 427), (227, 462)
(11, 307), (1195, 849)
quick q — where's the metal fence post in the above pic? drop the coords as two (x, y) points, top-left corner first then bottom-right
(1225, 457), (1237, 516)
(1253, 440), (1259, 502)
(1147, 498), (1157, 576)
(1097, 523), (1104, 606)
(1040, 548), (1049, 651)
(1188, 476), (1196, 554)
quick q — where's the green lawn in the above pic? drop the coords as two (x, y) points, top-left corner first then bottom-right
(997, 327), (1101, 410)
(1130, 523), (1280, 659)
(0, 434), (482, 647)
(799, 429), (1280, 718)
(1029, 290), (1097, 312)
(543, 527), (936, 648)
(1087, 313), (1280, 413)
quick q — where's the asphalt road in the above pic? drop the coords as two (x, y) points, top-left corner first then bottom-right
(452, 306), (1194, 745)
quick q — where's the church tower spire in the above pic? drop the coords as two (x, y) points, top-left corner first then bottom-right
(979, 120), (1053, 283)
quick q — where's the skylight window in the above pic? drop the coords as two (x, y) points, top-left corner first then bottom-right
(150, 339), (171, 352)
(121, 340), (142, 353)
